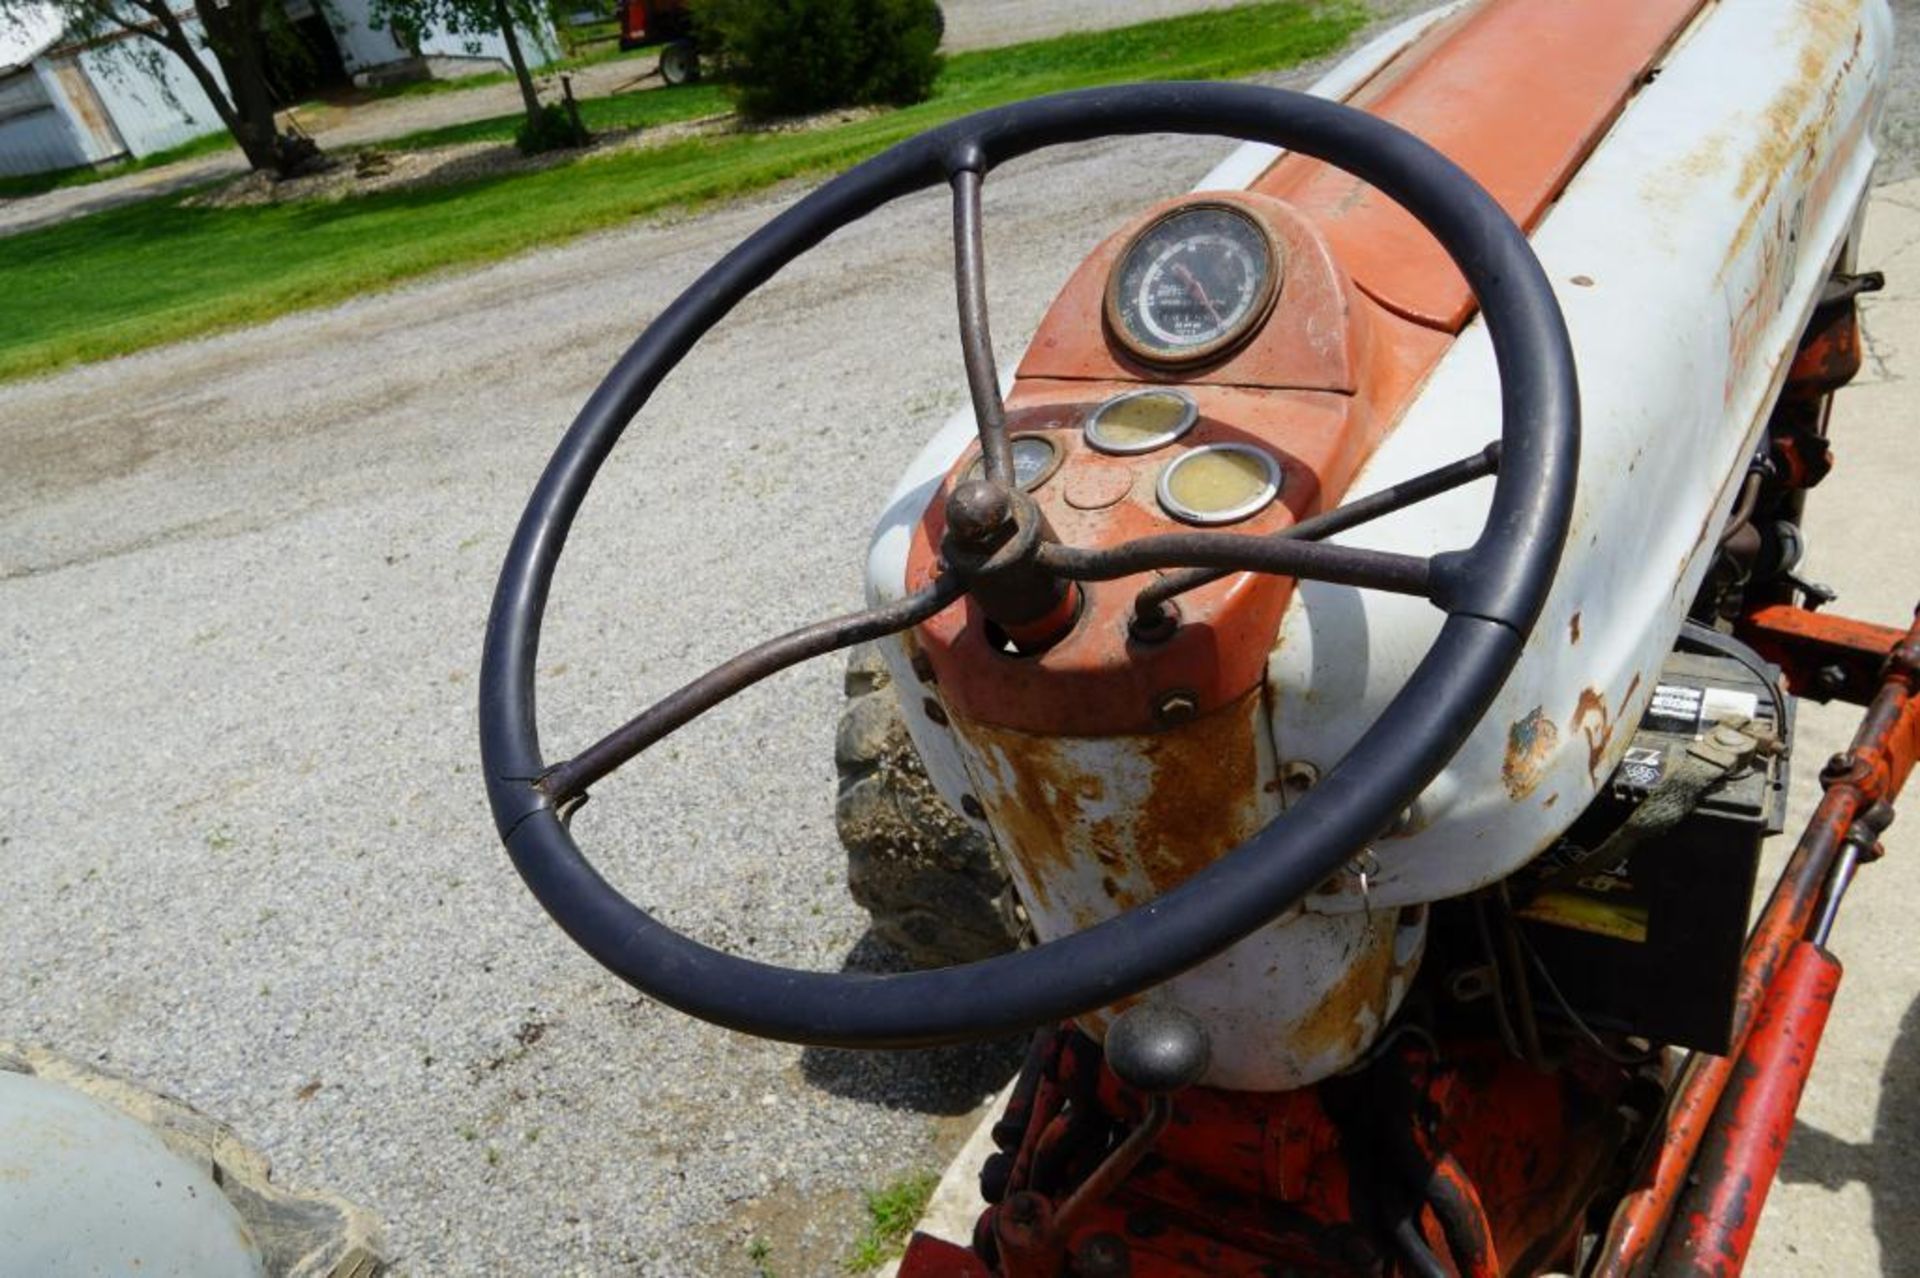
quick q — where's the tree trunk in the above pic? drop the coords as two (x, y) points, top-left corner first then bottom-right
(105, 0), (285, 174)
(492, 0), (542, 123)
(188, 0), (300, 174)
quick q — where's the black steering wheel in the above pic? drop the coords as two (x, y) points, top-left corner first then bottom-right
(479, 82), (1579, 1049)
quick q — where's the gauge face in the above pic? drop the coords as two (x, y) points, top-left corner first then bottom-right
(1158, 443), (1282, 525)
(964, 434), (1061, 491)
(1084, 389), (1196, 455)
(1106, 204), (1281, 366)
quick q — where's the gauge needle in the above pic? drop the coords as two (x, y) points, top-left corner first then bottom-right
(1173, 263), (1226, 327)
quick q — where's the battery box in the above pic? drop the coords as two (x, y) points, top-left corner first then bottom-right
(1514, 648), (1791, 1054)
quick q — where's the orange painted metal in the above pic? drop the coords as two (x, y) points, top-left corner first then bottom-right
(973, 1031), (1624, 1277)
(910, 205), (1448, 736)
(1016, 191), (1375, 390)
(1738, 602), (1910, 706)
(1658, 942), (1842, 1275)
(906, 383), (1345, 736)
(1253, 0), (1708, 330)
(1594, 607), (1920, 1276)
(919, 0), (1709, 734)
(901, 1232), (995, 1276)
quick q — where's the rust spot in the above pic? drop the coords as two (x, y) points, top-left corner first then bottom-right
(1133, 693), (1262, 893)
(1569, 612), (1581, 645)
(1572, 688), (1611, 784)
(1544, 793), (1559, 809)
(1503, 707), (1559, 800)
(1291, 927), (1397, 1062)
(955, 728), (1106, 917)
(1572, 673), (1642, 785)
(953, 692), (1265, 920)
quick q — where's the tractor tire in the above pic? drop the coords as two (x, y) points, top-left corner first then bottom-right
(659, 38), (700, 87)
(836, 645), (1025, 968)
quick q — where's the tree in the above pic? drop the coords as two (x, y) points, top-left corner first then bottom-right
(0, 0), (321, 176)
(694, 0), (942, 122)
(371, 0), (574, 150)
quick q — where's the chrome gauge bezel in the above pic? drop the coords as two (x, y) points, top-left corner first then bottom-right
(963, 432), (1064, 491)
(1157, 442), (1284, 526)
(1083, 388), (1199, 456)
(1103, 201), (1284, 368)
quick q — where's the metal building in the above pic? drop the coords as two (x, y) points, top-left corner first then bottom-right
(0, 1), (557, 178)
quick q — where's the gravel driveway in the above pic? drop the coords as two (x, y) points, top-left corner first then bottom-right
(2, 4), (1916, 1276)
(0, 101), (1257, 1278)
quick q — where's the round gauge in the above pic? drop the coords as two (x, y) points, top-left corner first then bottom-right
(1106, 203), (1282, 366)
(963, 433), (1062, 491)
(1157, 443), (1282, 526)
(1084, 389), (1197, 455)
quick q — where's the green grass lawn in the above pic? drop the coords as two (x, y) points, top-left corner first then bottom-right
(0, 1), (1365, 382)
(381, 80), (733, 151)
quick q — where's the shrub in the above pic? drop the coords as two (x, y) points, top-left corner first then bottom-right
(694, 0), (944, 121)
(514, 102), (592, 155)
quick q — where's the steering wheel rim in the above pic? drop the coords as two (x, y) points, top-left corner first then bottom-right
(480, 81), (1579, 1049)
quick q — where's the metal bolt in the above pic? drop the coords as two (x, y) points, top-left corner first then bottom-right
(1317, 849), (1379, 895)
(1814, 663), (1848, 698)
(1709, 723), (1754, 751)
(961, 794), (986, 820)
(1152, 690), (1199, 725)
(1280, 760), (1320, 793)
(1003, 1191), (1043, 1227)
(909, 650), (937, 684)
(1128, 602), (1179, 645)
(923, 697), (950, 727)
(1821, 750), (1864, 787)
(1074, 1232), (1132, 1276)
(1448, 965), (1496, 1003)
(946, 479), (1015, 550)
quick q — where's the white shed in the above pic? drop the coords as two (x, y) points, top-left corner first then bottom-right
(0, 1), (558, 178)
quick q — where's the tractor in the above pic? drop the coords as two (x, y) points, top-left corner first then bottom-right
(616, 0), (700, 86)
(482, 0), (1917, 1272)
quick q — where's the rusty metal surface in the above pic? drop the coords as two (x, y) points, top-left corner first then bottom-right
(1264, 0), (1889, 913)
(962, 1026), (1631, 1277)
(949, 689), (1428, 1090)
(900, 1231), (995, 1276)
(1737, 603), (1908, 706)
(1658, 942), (1843, 1275)
(1594, 605), (1920, 1276)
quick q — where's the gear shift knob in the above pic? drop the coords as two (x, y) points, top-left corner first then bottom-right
(1104, 1004), (1210, 1095)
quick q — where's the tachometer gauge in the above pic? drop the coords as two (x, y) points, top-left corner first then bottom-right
(1105, 203), (1282, 366)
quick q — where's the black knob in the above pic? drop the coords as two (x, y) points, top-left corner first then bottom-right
(1104, 1004), (1210, 1095)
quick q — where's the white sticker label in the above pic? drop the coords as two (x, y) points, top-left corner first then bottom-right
(1647, 683), (1704, 731)
(1619, 745), (1666, 790)
(1701, 687), (1761, 725)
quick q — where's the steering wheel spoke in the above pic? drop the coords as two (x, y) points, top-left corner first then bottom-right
(538, 577), (962, 805)
(1131, 441), (1502, 621)
(1037, 535), (1437, 599)
(951, 167), (1014, 486)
